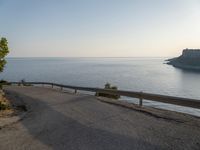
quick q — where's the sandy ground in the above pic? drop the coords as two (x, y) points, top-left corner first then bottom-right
(0, 86), (200, 150)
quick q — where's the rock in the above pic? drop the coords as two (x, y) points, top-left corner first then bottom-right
(166, 49), (200, 70)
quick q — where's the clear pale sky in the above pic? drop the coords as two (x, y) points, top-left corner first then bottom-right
(0, 0), (200, 57)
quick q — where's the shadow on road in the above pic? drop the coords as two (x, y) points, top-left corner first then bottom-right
(5, 89), (163, 150)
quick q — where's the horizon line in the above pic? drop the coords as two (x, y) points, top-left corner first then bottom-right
(6, 56), (171, 58)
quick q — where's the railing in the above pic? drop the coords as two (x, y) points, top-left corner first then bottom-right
(9, 81), (200, 109)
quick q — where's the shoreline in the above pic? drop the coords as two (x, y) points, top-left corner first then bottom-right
(167, 61), (200, 71)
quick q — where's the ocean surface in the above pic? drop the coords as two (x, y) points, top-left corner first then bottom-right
(1, 57), (200, 116)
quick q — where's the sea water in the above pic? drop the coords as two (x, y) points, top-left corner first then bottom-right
(1, 57), (200, 116)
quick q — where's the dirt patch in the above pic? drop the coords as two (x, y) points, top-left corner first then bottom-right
(0, 90), (14, 117)
(0, 90), (27, 128)
(97, 96), (200, 127)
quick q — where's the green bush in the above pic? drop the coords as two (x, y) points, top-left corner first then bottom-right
(96, 83), (120, 99)
(0, 80), (9, 84)
(0, 80), (11, 89)
(19, 79), (32, 86)
(0, 101), (10, 110)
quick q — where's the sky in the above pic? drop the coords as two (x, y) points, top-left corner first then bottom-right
(0, 0), (200, 57)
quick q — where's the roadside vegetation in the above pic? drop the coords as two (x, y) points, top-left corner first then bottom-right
(0, 37), (10, 112)
(0, 80), (10, 89)
(96, 83), (120, 99)
(0, 91), (10, 111)
(17, 79), (32, 86)
(0, 37), (9, 72)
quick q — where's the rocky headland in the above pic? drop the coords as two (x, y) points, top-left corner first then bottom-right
(166, 49), (200, 71)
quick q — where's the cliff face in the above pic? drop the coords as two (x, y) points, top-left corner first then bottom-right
(182, 49), (200, 58)
(167, 49), (200, 70)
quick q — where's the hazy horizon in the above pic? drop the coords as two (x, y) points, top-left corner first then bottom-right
(1, 0), (200, 57)
(6, 56), (169, 58)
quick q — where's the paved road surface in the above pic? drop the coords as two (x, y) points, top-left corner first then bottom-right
(0, 86), (200, 150)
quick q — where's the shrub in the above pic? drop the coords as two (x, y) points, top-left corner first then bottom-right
(96, 83), (120, 99)
(18, 79), (32, 86)
(21, 79), (26, 85)
(0, 101), (10, 110)
(0, 80), (9, 84)
(0, 80), (11, 89)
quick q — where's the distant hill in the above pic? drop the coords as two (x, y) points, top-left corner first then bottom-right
(166, 49), (200, 70)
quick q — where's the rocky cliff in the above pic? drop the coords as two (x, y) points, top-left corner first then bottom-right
(167, 49), (200, 70)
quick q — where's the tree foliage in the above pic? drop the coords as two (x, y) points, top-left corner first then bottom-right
(0, 37), (9, 72)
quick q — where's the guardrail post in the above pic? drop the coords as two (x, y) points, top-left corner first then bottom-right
(74, 89), (77, 94)
(139, 92), (143, 107)
(139, 98), (143, 107)
(52, 84), (53, 88)
(60, 86), (63, 91)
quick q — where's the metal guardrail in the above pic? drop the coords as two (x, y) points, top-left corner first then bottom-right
(9, 81), (200, 109)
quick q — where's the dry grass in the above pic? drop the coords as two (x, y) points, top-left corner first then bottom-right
(0, 91), (14, 117)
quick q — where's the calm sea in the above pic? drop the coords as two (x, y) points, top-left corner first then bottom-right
(1, 57), (200, 116)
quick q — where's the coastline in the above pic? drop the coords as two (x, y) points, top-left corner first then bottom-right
(167, 60), (200, 71)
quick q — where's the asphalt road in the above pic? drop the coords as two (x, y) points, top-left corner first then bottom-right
(0, 86), (200, 150)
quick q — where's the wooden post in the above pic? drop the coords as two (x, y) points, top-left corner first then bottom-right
(52, 84), (53, 88)
(60, 86), (63, 91)
(96, 92), (99, 96)
(74, 89), (77, 94)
